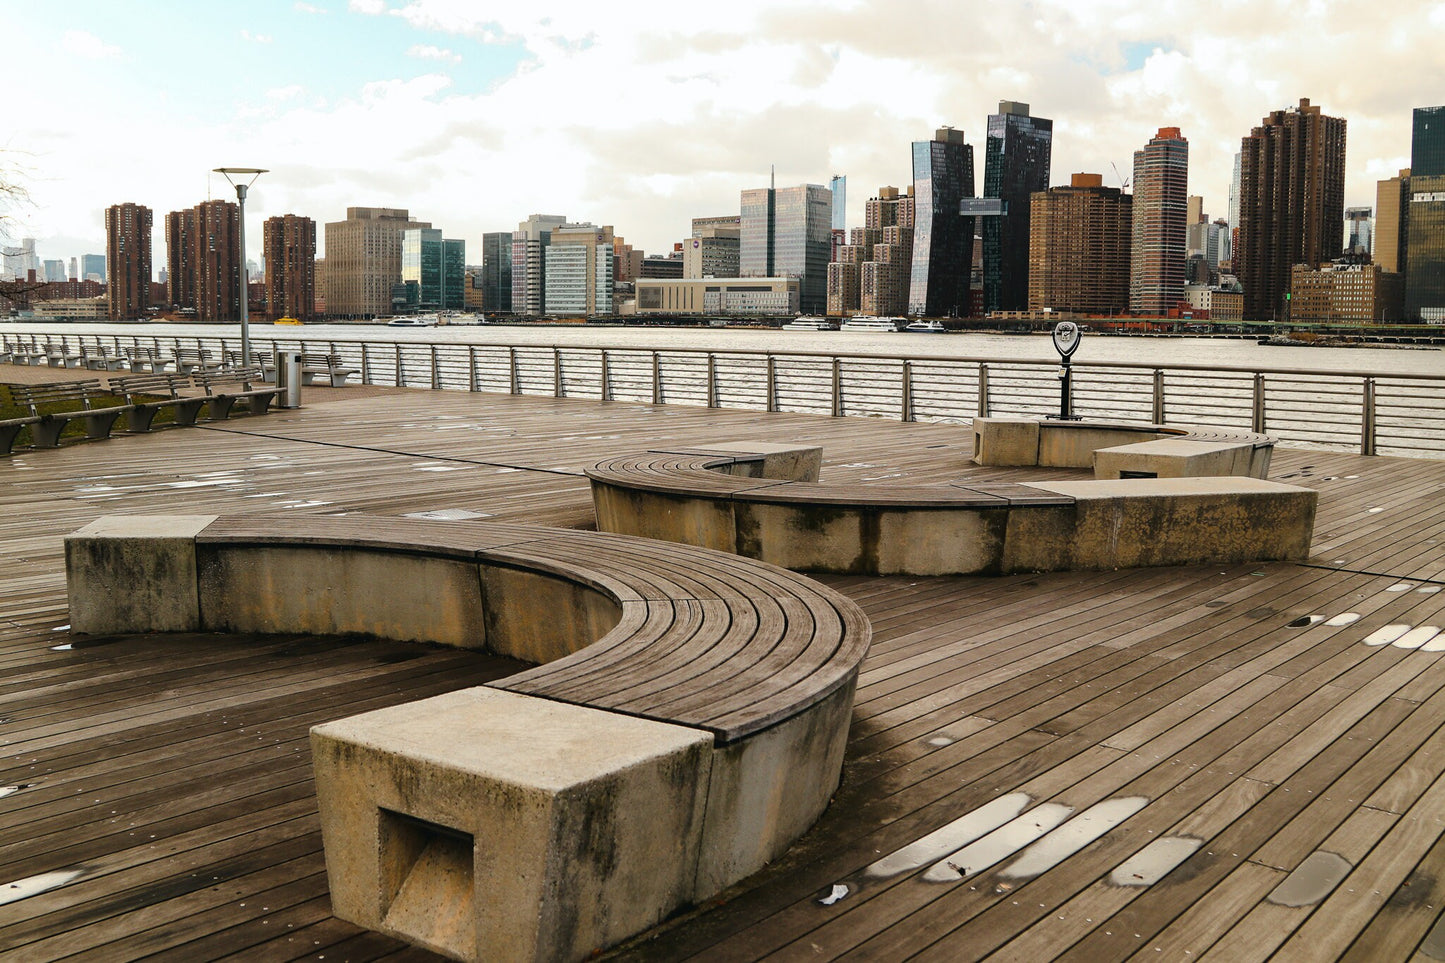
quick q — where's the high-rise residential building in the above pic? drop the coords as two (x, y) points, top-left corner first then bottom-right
(1028, 173), (1132, 315)
(909, 127), (974, 317)
(982, 102), (1052, 313)
(511, 214), (567, 316)
(324, 207), (432, 318)
(543, 223), (614, 316)
(164, 209), (196, 310)
(1130, 127), (1189, 315)
(81, 253), (105, 283)
(1375, 170), (1411, 275)
(42, 260), (66, 282)
(105, 202), (152, 320)
(480, 232), (513, 313)
(1208, 219), (1229, 267)
(1228, 152), (1242, 256)
(401, 228), (464, 312)
(1406, 105), (1445, 321)
(263, 214), (317, 321)
(1236, 98), (1347, 321)
(1344, 207), (1373, 256)
(740, 182), (832, 314)
(189, 200), (242, 322)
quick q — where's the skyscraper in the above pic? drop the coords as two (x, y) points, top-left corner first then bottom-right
(1345, 207), (1373, 256)
(908, 128), (974, 317)
(263, 214), (317, 321)
(81, 253), (105, 283)
(402, 228), (465, 312)
(982, 102), (1053, 313)
(544, 223), (614, 316)
(1130, 127), (1189, 315)
(740, 182), (832, 314)
(104, 202), (152, 321)
(480, 232), (513, 313)
(193, 200), (241, 322)
(511, 214), (567, 316)
(325, 208), (432, 318)
(1236, 98), (1347, 321)
(1406, 105), (1445, 321)
(165, 208), (196, 310)
(1028, 173), (1132, 315)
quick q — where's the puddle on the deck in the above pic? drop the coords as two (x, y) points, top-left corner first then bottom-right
(1364, 625), (1412, 646)
(863, 793), (1031, 878)
(404, 509), (494, 521)
(817, 884), (848, 905)
(50, 643), (72, 651)
(997, 797), (1149, 881)
(1109, 836), (1202, 886)
(1326, 613), (1360, 626)
(1288, 615), (1324, 628)
(922, 802), (1075, 883)
(0, 784), (34, 799)
(1387, 583), (1416, 592)
(1267, 851), (1352, 907)
(414, 465), (471, 473)
(1393, 626), (1440, 650)
(1422, 587), (1443, 595)
(0, 869), (84, 906)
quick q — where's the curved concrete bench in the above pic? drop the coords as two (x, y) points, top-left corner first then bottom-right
(587, 443), (1316, 577)
(63, 515), (870, 963)
(972, 416), (1276, 479)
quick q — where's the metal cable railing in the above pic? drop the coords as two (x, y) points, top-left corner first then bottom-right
(7, 331), (1443, 458)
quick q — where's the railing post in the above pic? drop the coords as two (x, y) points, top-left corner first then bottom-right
(361, 343), (371, 385)
(600, 349), (610, 401)
(554, 347), (564, 398)
(831, 357), (842, 417)
(431, 345), (441, 390)
(1361, 377), (1377, 456)
(652, 351), (662, 405)
(509, 347), (519, 394)
(706, 353), (717, 408)
(1152, 368), (1165, 424)
(977, 363), (990, 417)
(766, 355), (777, 412)
(1252, 373), (1266, 432)
(395, 343), (404, 387)
(901, 360), (913, 422)
(468, 346), (478, 392)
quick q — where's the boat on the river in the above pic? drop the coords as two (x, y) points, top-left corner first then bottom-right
(904, 319), (946, 333)
(387, 315), (439, 328)
(841, 316), (903, 332)
(782, 317), (838, 331)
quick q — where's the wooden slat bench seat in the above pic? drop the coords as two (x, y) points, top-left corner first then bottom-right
(588, 442), (1317, 576)
(124, 346), (172, 373)
(171, 347), (223, 375)
(194, 366), (284, 419)
(6, 379), (132, 449)
(64, 514), (870, 963)
(110, 372), (208, 431)
(299, 352), (360, 387)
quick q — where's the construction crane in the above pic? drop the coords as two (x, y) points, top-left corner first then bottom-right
(1111, 162), (1131, 190)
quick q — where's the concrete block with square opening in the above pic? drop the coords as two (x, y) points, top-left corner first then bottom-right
(311, 687), (714, 963)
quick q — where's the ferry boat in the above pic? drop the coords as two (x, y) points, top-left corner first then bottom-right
(904, 319), (947, 333)
(782, 317), (838, 331)
(387, 314), (439, 328)
(840, 316), (903, 332)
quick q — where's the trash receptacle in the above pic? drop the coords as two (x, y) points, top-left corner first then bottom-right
(274, 350), (302, 408)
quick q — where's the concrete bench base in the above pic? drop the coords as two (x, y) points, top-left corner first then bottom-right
(312, 688), (712, 963)
(973, 417), (1274, 479)
(1094, 438), (1269, 479)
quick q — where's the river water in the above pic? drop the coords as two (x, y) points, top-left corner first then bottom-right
(6, 320), (1444, 377)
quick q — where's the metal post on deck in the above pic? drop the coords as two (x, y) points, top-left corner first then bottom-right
(977, 363), (990, 417)
(360, 343), (371, 385)
(599, 350), (610, 401)
(431, 345), (441, 390)
(831, 357), (842, 417)
(394, 343), (404, 387)
(554, 347), (564, 398)
(1362, 378), (1377, 456)
(509, 347), (519, 394)
(468, 346), (478, 392)
(651, 351), (661, 405)
(1152, 369), (1165, 424)
(1252, 373), (1266, 433)
(901, 360), (913, 422)
(766, 355), (777, 412)
(706, 353), (717, 408)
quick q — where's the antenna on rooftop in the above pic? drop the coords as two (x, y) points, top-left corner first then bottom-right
(771, 164), (775, 190)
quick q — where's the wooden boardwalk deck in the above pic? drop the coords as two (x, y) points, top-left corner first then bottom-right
(2, 380), (1444, 961)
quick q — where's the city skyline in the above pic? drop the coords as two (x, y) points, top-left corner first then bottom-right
(5, 1), (1444, 272)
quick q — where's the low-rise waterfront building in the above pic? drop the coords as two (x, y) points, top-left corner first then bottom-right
(635, 277), (799, 315)
(1289, 261), (1405, 323)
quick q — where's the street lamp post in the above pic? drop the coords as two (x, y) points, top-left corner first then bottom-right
(213, 168), (268, 365)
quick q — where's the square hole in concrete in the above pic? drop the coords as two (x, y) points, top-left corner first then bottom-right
(380, 809), (476, 958)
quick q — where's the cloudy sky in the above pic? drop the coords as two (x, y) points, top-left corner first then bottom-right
(5, 0), (1443, 273)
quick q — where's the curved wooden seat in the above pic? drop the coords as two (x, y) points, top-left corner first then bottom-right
(588, 442), (1316, 577)
(64, 514), (870, 962)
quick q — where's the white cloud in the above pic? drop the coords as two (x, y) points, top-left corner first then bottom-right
(60, 30), (120, 60)
(241, 29), (274, 44)
(349, 0), (386, 14)
(407, 44), (462, 63)
(295, 1), (328, 12)
(267, 85), (306, 101)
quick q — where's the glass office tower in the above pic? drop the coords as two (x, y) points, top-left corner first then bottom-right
(402, 229), (465, 312)
(983, 102), (1052, 313)
(1407, 105), (1445, 321)
(739, 182), (831, 314)
(481, 232), (513, 313)
(908, 128), (974, 317)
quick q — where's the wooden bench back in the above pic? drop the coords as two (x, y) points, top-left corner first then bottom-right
(10, 380), (111, 415)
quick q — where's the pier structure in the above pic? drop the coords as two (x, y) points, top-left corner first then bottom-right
(3, 366), (1445, 960)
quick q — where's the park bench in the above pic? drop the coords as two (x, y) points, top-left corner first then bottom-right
(8, 338), (48, 365)
(300, 352), (360, 387)
(5, 379), (131, 449)
(125, 346), (172, 373)
(194, 366), (284, 418)
(81, 343), (129, 371)
(110, 372), (208, 431)
(224, 349), (278, 382)
(65, 514), (871, 963)
(43, 341), (84, 368)
(171, 347), (223, 375)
